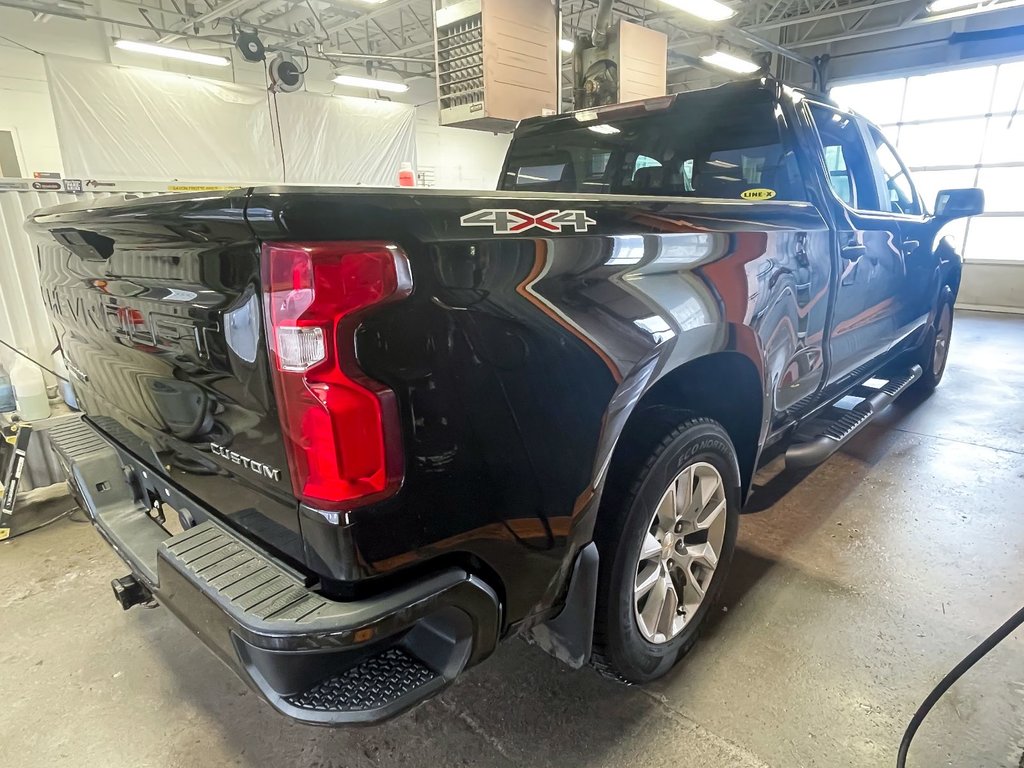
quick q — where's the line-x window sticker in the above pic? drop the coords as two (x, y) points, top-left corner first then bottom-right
(460, 209), (597, 235)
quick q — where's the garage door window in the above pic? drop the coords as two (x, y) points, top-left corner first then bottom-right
(831, 60), (1024, 262)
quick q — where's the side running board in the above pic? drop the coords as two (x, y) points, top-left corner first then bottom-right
(786, 365), (922, 470)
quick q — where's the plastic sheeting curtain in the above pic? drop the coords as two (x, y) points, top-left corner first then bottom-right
(46, 57), (417, 185)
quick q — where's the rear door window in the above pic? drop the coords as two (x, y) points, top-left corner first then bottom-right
(512, 160), (574, 191)
(633, 154), (662, 178)
(807, 103), (881, 211)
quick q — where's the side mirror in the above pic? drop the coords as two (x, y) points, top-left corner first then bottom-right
(934, 188), (985, 220)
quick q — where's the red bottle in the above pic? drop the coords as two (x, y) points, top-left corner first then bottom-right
(398, 162), (415, 187)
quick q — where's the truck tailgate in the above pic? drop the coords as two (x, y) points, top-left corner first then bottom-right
(28, 191), (305, 565)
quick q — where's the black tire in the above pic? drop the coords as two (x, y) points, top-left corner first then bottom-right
(592, 417), (740, 684)
(915, 285), (954, 393)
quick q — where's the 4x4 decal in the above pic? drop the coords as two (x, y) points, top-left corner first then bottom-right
(460, 209), (596, 235)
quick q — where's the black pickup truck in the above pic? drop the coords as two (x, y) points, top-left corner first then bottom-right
(29, 78), (983, 725)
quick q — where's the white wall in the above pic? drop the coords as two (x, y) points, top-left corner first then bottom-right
(402, 80), (510, 189)
(0, 35), (64, 174)
(0, 56), (61, 176)
(415, 102), (510, 189)
(960, 263), (1024, 314)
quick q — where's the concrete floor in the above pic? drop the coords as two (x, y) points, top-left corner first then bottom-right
(2, 310), (1022, 768)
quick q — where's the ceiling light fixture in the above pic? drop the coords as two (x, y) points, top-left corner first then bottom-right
(333, 74), (409, 93)
(588, 124), (620, 135)
(560, 38), (576, 53)
(700, 49), (760, 74)
(659, 0), (735, 22)
(114, 39), (230, 66)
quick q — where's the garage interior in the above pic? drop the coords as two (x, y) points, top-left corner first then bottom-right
(1, 1), (1023, 766)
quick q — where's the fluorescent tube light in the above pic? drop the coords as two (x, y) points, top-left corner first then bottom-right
(660, 0), (735, 22)
(114, 40), (230, 66)
(588, 124), (620, 135)
(701, 50), (759, 74)
(333, 74), (409, 93)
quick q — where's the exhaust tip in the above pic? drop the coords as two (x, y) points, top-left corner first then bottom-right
(111, 574), (153, 611)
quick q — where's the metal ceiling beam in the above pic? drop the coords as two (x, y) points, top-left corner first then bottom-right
(786, 0), (1024, 48)
(323, 49), (431, 62)
(158, 0), (258, 43)
(268, 0), (421, 55)
(664, 0), (916, 53)
(743, 0), (917, 32)
(319, 0), (419, 36)
(562, 0), (814, 69)
(728, 26), (815, 66)
(0, 0), (239, 42)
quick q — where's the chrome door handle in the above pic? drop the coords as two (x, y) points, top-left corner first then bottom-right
(841, 243), (866, 260)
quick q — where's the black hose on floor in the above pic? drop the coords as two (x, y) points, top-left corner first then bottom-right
(897, 604), (1024, 767)
(0, 507), (79, 541)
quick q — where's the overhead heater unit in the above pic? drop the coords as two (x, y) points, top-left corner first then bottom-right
(576, 19), (668, 110)
(435, 0), (559, 132)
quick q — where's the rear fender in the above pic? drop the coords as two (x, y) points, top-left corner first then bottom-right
(583, 322), (768, 540)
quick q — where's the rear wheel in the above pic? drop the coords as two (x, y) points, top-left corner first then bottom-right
(592, 418), (740, 683)
(915, 286), (954, 392)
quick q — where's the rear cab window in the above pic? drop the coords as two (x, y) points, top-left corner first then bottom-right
(502, 88), (806, 202)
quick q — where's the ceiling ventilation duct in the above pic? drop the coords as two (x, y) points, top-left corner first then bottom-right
(573, 0), (668, 111)
(434, 0), (558, 132)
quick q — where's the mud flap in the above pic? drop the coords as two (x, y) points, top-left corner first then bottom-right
(525, 543), (599, 669)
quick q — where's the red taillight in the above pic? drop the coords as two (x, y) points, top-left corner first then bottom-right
(262, 241), (412, 510)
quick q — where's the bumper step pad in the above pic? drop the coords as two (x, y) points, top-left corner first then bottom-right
(287, 648), (439, 713)
(167, 523), (327, 624)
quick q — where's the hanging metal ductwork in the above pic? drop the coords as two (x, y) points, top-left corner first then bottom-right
(572, 0), (669, 111)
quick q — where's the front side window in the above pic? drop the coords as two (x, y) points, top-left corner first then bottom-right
(808, 103), (879, 211)
(868, 126), (922, 215)
(502, 89), (806, 201)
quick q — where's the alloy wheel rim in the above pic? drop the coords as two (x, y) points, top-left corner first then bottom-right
(633, 461), (727, 644)
(934, 304), (952, 377)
